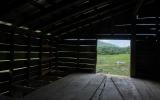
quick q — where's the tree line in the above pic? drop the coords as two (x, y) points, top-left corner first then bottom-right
(97, 42), (130, 55)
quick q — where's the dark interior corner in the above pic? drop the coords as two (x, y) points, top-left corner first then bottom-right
(0, 0), (160, 100)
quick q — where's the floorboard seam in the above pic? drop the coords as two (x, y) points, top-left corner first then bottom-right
(131, 79), (144, 100)
(89, 75), (106, 100)
(111, 77), (125, 100)
(98, 76), (107, 100)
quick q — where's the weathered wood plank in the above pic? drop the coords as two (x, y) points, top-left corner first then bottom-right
(143, 79), (160, 100)
(132, 78), (157, 100)
(111, 77), (142, 100)
(72, 74), (105, 100)
(99, 76), (123, 100)
(21, 74), (160, 100)
(91, 76), (106, 100)
(23, 74), (93, 100)
(47, 74), (95, 100)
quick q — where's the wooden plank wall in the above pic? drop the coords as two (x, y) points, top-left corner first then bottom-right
(0, 24), (56, 95)
(57, 16), (160, 79)
(133, 16), (159, 79)
(135, 36), (159, 79)
(0, 16), (159, 96)
(56, 38), (97, 73)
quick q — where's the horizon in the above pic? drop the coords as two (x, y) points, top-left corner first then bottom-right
(99, 40), (130, 47)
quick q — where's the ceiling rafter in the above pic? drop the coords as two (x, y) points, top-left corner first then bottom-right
(48, 0), (135, 35)
(54, 4), (135, 37)
(18, 0), (88, 26)
(39, 0), (112, 31)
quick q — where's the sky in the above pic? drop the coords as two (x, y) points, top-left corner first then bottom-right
(99, 40), (130, 47)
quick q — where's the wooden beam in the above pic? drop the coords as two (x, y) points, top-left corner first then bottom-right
(38, 0), (111, 31)
(42, 0), (133, 33)
(19, 0), (88, 26)
(134, 0), (145, 15)
(55, 4), (134, 37)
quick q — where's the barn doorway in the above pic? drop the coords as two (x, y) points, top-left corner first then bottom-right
(96, 40), (131, 76)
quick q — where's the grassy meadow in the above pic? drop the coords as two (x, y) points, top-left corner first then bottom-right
(96, 54), (130, 76)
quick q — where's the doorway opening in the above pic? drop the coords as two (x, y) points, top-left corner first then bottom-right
(96, 39), (131, 76)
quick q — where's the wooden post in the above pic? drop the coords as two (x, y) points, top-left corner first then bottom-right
(130, 16), (137, 77)
(130, 0), (145, 77)
(48, 35), (56, 72)
(156, 16), (159, 76)
(54, 38), (59, 70)
(95, 39), (98, 73)
(76, 31), (80, 72)
(49, 37), (52, 73)
(26, 31), (31, 81)
(38, 33), (43, 78)
(9, 26), (15, 94)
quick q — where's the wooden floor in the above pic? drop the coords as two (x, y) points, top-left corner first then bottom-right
(21, 73), (160, 100)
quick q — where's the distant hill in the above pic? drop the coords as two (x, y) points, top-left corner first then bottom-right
(97, 41), (130, 55)
(97, 41), (118, 48)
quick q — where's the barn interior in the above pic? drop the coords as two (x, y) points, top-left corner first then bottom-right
(0, 0), (160, 100)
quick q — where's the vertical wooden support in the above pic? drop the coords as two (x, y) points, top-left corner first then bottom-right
(94, 39), (97, 73)
(54, 39), (58, 70)
(130, 16), (137, 77)
(38, 33), (43, 78)
(156, 17), (159, 74)
(76, 31), (80, 71)
(49, 36), (53, 72)
(9, 27), (15, 93)
(130, 0), (144, 77)
(26, 31), (31, 81)
(51, 37), (56, 70)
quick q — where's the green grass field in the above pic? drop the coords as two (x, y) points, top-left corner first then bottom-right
(96, 54), (130, 76)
